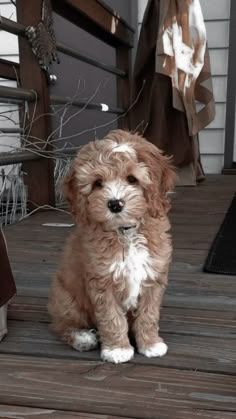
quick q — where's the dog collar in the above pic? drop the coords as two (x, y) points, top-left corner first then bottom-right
(118, 225), (137, 235)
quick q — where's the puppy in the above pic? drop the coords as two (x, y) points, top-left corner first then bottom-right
(48, 130), (175, 363)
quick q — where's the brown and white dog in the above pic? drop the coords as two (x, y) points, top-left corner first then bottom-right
(48, 130), (175, 363)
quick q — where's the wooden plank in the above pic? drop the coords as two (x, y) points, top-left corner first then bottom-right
(167, 271), (236, 293)
(170, 261), (208, 274)
(10, 262), (236, 288)
(16, 0), (55, 208)
(164, 295), (236, 312)
(10, 259), (236, 287)
(172, 225), (220, 237)
(5, 209), (71, 223)
(52, 0), (134, 48)
(195, 174), (234, 184)
(172, 239), (215, 250)
(171, 222), (224, 233)
(172, 194), (233, 202)
(172, 189), (235, 200)
(1, 407), (234, 419)
(0, 354), (236, 419)
(9, 222), (227, 242)
(13, 283), (236, 311)
(0, 404), (124, 418)
(172, 248), (208, 262)
(7, 297), (236, 340)
(8, 295), (49, 322)
(4, 224), (226, 251)
(171, 207), (226, 216)
(1, 320), (236, 374)
(10, 271), (236, 310)
(161, 307), (236, 339)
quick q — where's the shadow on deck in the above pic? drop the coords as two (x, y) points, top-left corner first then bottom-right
(1, 175), (236, 419)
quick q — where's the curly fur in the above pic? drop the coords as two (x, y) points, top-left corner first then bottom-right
(48, 130), (175, 363)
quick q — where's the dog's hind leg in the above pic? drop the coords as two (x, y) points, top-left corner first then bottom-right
(70, 329), (98, 351)
(48, 274), (97, 351)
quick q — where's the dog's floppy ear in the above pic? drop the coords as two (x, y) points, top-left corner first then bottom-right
(135, 140), (176, 218)
(63, 167), (77, 217)
(63, 164), (89, 224)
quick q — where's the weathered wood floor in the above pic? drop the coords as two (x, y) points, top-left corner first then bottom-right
(1, 175), (236, 419)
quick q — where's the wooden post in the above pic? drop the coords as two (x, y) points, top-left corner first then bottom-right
(16, 0), (55, 209)
(116, 46), (132, 130)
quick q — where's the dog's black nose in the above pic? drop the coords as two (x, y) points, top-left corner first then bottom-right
(107, 199), (124, 213)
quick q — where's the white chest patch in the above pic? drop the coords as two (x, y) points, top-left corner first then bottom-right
(109, 233), (156, 311)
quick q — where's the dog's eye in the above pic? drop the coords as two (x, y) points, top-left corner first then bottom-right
(93, 179), (103, 189)
(127, 175), (138, 184)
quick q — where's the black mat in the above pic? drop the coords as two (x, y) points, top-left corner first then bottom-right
(204, 193), (236, 275)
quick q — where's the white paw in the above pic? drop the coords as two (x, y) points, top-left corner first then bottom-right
(139, 341), (168, 358)
(71, 329), (98, 352)
(101, 347), (134, 364)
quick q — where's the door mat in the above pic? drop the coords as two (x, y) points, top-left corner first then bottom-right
(203, 193), (236, 275)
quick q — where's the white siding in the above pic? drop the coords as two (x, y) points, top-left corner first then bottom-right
(205, 21), (229, 48)
(137, 0), (230, 174)
(200, 0), (230, 20)
(209, 49), (228, 75)
(212, 76), (227, 102)
(200, 0), (230, 173)
(199, 130), (224, 154)
(201, 155), (224, 174)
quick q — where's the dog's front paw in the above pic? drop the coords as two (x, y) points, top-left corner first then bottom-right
(101, 346), (134, 364)
(138, 341), (168, 358)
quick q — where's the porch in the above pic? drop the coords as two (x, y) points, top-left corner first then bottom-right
(1, 174), (236, 419)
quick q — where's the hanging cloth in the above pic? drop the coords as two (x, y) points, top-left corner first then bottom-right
(130, 0), (215, 184)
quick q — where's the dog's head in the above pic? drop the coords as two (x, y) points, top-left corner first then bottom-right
(63, 130), (175, 231)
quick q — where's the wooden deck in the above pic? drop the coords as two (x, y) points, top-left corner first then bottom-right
(1, 175), (236, 419)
